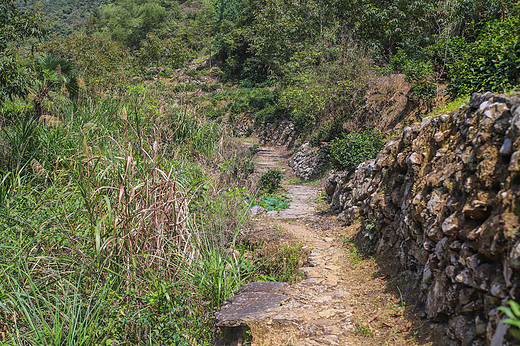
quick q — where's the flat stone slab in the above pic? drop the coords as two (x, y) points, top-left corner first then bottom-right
(215, 282), (288, 327)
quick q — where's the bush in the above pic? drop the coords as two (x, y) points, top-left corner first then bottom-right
(226, 88), (286, 124)
(446, 15), (520, 97)
(257, 169), (283, 193)
(391, 48), (437, 100)
(330, 129), (385, 170)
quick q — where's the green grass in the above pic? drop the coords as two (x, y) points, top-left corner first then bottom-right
(341, 235), (363, 267)
(423, 95), (469, 119)
(352, 323), (374, 337)
(0, 81), (261, 344)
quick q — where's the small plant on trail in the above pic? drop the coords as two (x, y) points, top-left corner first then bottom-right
(257, 169), (283, 193)
(499, 300), (520, 340)
(362, 218), (378, 253)
(248, 144), (260, 156)
(341, 235), (363, 267)
(330, 129), (385, 170)
(258, 243), (306, 283)
(352, 323), (374, 337)
(256, 194), (291, 211)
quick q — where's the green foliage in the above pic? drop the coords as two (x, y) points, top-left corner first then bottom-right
(2, 264), (114, 345)
(18, 0), (109, 37)
(0, 112), (40, 173)
(273, 243), (305, 282)
(391, 49), (437, 100)
(99, 0), (181, 49)
(137, 33), (194, 68)
(330, 129), (385, 170)
(189, 228), (259, 308)
(247, 144), (259, 156)
(45, 31), (134, 91)
(212, 0), (271, 85)
(258, 243), (305, 282)
(217, 87), (286, 124)
(256, 195), (291, 211)
(309, 119), (344, 147)
(175, 0), (214, 52)
(0, 76), (260, 344)
(499, 301), (520, 340)
(341, 235), (364, 267)
(446, 14), (520, 96)
(352, 323), (374, 337)
(423, 94), (469, 118)
(280, 39), (376, 132)
(0, 0), (44, 103)
(34, 53), (79, 99)
(257, 169), (283, 193)
(211, 0), (520, 110)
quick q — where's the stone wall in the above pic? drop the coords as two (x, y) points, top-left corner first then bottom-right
(327, 92), (520, 345)
(257, 120), (297, 148)
(289, 143), (330, 181)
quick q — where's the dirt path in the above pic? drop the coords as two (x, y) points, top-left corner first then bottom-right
(238, 143), (430, 345)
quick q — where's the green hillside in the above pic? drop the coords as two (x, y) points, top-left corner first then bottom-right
(19, 0), (109, 36)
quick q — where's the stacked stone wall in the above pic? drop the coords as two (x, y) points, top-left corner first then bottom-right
(327, 92), (520, 345)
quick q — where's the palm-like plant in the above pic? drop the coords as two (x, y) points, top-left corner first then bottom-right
(35, 54), (78, 98)
(31, 54), (79, 118)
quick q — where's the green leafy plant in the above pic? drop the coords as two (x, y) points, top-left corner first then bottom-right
(352, 323), (374, 337)
(391, 49), (437, 100)
(499, 300), (520, 340)
(257, 169), (283, 193)
(445, 13), (520, 97)
(256, 195), (291, 211)
(330, 129), (385, 170)
(0, 0), (44, 104)
(341, 235), (363, 267)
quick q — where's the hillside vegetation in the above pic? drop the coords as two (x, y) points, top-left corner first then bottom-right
(1, 0), (520, 344)
(17, 0), (109, 36)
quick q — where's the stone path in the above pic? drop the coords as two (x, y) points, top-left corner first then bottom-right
(217, 143), (360, 345)
(216, 142), (424, 346)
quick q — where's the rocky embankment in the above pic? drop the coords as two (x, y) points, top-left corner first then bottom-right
(327, 92), (520, 345)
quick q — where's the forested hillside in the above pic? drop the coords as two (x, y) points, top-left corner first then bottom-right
(17, 0), (109, 36)
(1, 0), (520, 344)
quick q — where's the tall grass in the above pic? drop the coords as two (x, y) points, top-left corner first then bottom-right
(0, 84), (259, 344)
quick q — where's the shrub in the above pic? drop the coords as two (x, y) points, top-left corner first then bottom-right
(268, 243), (305, 282)
(257, 169), (283, 193)
(391, 48), (437, 100)
(330, 129), (385, 170)
(446, 15), (520, 97)
(247, 144), (260, 156)
(225, 87), (286, 124)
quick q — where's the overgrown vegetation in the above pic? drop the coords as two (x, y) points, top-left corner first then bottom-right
(3, 0), (520, 343)
(0, 78), (262, 343)
(341, 235), (364, 267)
(330, 129), (385, 170)
(257, 169), (284, 193)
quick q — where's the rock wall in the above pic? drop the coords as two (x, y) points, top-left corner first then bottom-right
(289, 143), (330, 181)
(257, 120), (297, 148)
(328, 92), (520, 345)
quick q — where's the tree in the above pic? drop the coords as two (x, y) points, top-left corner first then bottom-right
(0, 0), (44, 102)
(99, 0), (181, 49)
